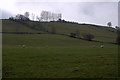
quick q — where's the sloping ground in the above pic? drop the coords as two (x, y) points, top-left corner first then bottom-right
(3, 34), (117, 48)
(2, 34), (118, 78)
(40, 22), (117, 43)
(2, 20), (43, 33)
(2, 19), (117, 43)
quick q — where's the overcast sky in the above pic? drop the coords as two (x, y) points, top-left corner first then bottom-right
(0, 0), (118, 27)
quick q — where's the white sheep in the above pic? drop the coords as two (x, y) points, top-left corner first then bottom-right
(100, 45), (104, 48)
(18, 45), (26, 48)
(22, 45), (26, 48)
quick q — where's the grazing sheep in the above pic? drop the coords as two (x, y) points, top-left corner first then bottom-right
(22, 45), (26, 48)
(100, 45), (104, 48)
(17, 45), (26, 48)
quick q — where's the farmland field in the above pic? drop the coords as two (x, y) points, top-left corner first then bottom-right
(2, 20), (117, 43)
(2, 34), (118, 78)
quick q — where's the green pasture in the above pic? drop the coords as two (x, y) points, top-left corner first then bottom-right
(2, 20), (117, 43)
(2, 34), (118, 78)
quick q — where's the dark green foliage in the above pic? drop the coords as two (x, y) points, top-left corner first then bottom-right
(56, 19), (78, 24)
(9, 16), (14, 20)
(70, 33), (76, 38)
(82, 33), (94, 41)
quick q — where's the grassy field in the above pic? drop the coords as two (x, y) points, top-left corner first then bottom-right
(40, 22), (117, 43)
(2, 20), (117, 43)
(2, 19), (118, 78)
(2, 20), (43, 33)
(2, 34), (118, 78)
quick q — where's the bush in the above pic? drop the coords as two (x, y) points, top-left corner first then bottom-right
(70, 33), (76, 38)
(82, 33), (94, 41)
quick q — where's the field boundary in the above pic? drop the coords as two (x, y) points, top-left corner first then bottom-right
(2, 32), (118, 45)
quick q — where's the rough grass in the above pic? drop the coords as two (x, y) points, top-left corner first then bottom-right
(2, 20), (117, 43)
(3, 47), (118, 78)
(2, 20), (42, 33)
(41, 22), (117, 43)
(2, 34), (118, 78)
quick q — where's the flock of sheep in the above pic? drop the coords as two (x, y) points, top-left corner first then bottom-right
(17, 44), (104, 48)
(18, 45), (26, 48)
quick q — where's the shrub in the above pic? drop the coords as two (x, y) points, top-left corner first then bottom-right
(70, 33), (76, 38)
(82, 33), (94, 41)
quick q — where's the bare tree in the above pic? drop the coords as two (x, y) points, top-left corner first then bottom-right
(31, 13), (35, 21)
(40, 11), (62, 22)
(36, 16), (41, 21)
(107, 22), (112, 27)
(58, 13), (62, 20)
(24, 12), (30, 19)
(51, 13), (55, 21)
(41, 11), (46, 21)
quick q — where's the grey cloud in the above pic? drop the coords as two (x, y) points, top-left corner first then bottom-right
(82, 6), (95, 17)
(1, 2), (117, 27)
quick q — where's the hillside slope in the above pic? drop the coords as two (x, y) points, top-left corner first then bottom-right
(2, 19), (117, 43)
(3, 34), (117, 48)
(2, 34), (118, 78)
(40, 22), (117, 43)
(2, 20), (118, 78)
(2, 20), (43, 33)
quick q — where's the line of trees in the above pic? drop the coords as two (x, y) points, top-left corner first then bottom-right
(9, 11), (62, 22)
(40, 11), (62, 21)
